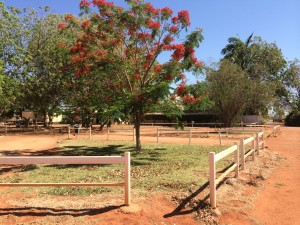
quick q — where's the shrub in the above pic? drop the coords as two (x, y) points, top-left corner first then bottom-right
(285, 111), (300, 127)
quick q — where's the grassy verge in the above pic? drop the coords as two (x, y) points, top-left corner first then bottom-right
(1, 140), (232, 197)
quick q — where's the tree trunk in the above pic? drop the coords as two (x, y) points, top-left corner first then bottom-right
(34, 113), (38, 130)
(134, 111), (142, 152)
(43, 110), (47, 127)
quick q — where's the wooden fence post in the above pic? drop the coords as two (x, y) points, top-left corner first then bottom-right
(68, 126), (70, 139)
(252, 134), (255, 161)
(124, 152), (131, 206)
(209, 152), (216, 208)
(255, 133), (259, 155)
(218, 129), (222, 146)
(157, 128), (159, 143)
(132, 128), (135, 141)
(234, 142), (239, 177)
(240, 138), (245, 170)
(189, 128), (192, 145)
(89, 126), (92, 140)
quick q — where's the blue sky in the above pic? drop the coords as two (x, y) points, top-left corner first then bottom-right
(4, 0), (300, 81)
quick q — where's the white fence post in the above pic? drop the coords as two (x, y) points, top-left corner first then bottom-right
(189, 128), (192, 145)
(124, 152), (131, 206)
(255, 133), (259, 155)
(252, 134), (255, 161)
(132, 128), (135, 141)
(68, 126), (70, 139)
(157, 128), (159, 143)
(240, 138), (245, 170)
(218, 129), (222, 146)
(107, 128), (110, 141)
(209, 152), (216, 208)
(89, 126), (92, 140)
(234, 142), (239, 177)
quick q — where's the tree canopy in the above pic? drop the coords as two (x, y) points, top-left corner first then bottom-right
(60, 0), (204, 151)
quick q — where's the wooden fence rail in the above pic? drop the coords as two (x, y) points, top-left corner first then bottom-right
(157, 127), (211, 144)
(209, 142), (239, 208)
(0, 126), (7, 135)
(272, 125), (281, 137)
(107, 128), (135, 141)
(240, 135), (256, 170)
(0, 152), (131, 206)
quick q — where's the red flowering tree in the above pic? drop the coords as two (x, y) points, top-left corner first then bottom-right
(61, 0), (204, 151)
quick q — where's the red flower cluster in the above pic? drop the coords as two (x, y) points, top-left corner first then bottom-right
(137, 32), (152, 41)
(178, 10), (190, 26)
(92, 0), (105, 6)
(146, 53), (154, 61)
(185, 47), (195, 55)
(58, 23), (66, 29)
(146, 19), (161, 30)
(144, 3), (158, 16)
(74, 65), (90, 78)
(182, 95), (195, 103)
(161, 7), (173, 16)
(163, 35), (174, 44)
(169, 25), (178, 33)
(70, 46), (78, 54)
(182, 95), (202, 103)
(176, 82), (186, 95)
(65, 14), (75, 22)
(171, 44), (185, 60)
(134, 73), (141, 79)
(80, 0), (91, 8)
(154, 65), (162, 74)
(92, 0), (112, 7)
(165, 73), (173, 80)
(81, 20), (90, 29)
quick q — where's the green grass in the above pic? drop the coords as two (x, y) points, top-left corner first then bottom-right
(1, 140), (232, 196)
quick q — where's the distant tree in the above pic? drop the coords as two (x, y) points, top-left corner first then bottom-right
(22, 12), (70, 127)
(62, 0), (204, 151)
(206, 60), (253, 127)
(221, 34), (295, 115)
(0, 3), (25, 117)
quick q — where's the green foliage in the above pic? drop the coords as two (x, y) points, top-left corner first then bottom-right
(221, 34), (296, 115)
(62, 0), (204, 151)
(285, 110), (300, 127)
(206, 60), (250, 127)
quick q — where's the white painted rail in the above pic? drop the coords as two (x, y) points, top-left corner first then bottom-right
(209, 142), (239, 208)
(0, 152), (131, 206)
(107, 128), (135, 141)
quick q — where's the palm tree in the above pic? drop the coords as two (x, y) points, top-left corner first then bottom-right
(221, 33), (254, 70)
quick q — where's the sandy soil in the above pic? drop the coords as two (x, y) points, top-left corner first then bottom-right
(0, 126), (299, 225)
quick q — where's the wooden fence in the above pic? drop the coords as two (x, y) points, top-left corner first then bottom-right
(240, 135), (256, 170)
(67, 126), (92, 140)
(156, 127), (211, 144)
(209, 142), (239, 208)
(0, 125), (7, 135)
(0, 152), (131, 206)
(107, 128), (135, 141)
(209, 131), (266, 208)
(272, 125), (281, 137)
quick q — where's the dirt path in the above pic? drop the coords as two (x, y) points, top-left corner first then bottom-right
(250, 127), (300, 225)
(0, 127), (299, 225)
(218, 127), (300, 225)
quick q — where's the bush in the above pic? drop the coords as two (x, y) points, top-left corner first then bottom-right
(285, 111), (300, 127)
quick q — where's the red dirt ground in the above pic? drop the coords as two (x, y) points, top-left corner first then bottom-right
(0, 126), (299, 225)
